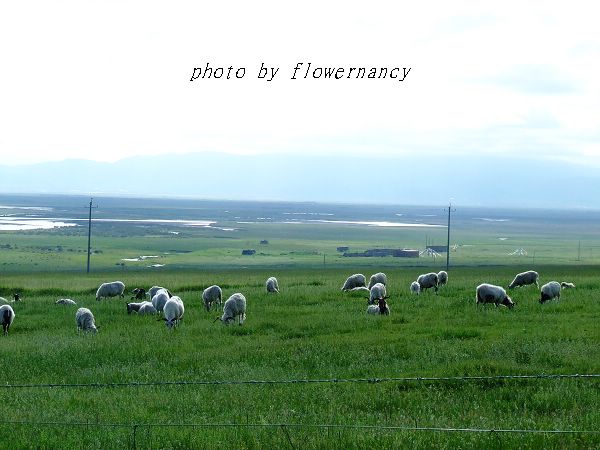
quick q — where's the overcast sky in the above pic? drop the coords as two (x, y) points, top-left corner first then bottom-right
(0, 1), (598, 167)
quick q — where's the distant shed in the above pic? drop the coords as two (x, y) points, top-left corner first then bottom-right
(343, 248), (419, 258)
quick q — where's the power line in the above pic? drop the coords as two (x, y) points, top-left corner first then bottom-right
(1, 373), (598, 390)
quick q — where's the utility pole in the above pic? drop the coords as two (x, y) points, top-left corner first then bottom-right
(86, 198), (98, 273)
(446, 202), (453, 272)
(577, 240), (581, 262)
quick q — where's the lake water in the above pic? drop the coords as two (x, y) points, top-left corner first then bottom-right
(0, 194), (598, 233)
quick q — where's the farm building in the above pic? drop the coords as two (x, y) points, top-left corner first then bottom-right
(343, 248), (419, 258)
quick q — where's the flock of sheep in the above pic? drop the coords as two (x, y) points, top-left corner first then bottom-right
(0, 269), (577, 337)
(0, 276), (281, 336)
(340, 269), (575, 316)
(69, 280), (254, 334)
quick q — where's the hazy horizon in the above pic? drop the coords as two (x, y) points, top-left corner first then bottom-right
(0, 151), (598, 209)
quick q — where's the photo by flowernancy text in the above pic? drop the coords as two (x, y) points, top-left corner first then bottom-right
(190, 62), (411, 83)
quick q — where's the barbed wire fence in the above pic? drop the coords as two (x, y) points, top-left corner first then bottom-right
(3, 419), (600, 450)
(2, 373), (599, 448)
(1, 372), (598, 390)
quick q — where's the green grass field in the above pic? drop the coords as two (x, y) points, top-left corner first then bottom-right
(1, 266), (598, 449)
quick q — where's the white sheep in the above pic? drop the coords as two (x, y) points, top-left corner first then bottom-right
(476, 283), (514, 309)
(341, 274), (367, 291)
(202, 285), (223, 311)
(540, 281), (561, 304)
(76, 307), (98, 333)
(437, 270), (448, 287)
(148, 286), (171, 298)
(561, 282), (576, 289)
(369, 283), (387, 305)
(217, 293), (247, 325)
(56, 298), (77, 306)
(96, 281), (126, 300)
(138, 301), (157, 315)
(410, 281), (420, 295)
(367, 298), (390, 315)
(265, 277), (279, 293)
(1, 304), (15, 336)
(151, 288), (172, 312)
(163, 296), (185, 329)
(417, 272), (439, 293)
(349, 286), (370, 293)
(0, 294), (21, 304)
(367, 272), (387, 289)
(508, 270), (539, 289)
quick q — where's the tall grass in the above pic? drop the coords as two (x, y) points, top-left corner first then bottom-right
(0, 266), (598, 448)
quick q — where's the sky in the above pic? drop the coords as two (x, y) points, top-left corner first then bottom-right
(0, 1), (599, 168)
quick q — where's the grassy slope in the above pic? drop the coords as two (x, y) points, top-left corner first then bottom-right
(0, 266), (598, 448)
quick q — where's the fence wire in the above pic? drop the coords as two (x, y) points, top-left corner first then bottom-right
(1, 373), (598, 390)
(2, 420), (600, 435)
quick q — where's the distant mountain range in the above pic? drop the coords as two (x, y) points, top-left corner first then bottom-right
(0, 152), (597, 208)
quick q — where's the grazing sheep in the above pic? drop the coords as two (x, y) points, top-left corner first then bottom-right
(367, 304), (379, 314)
(410, 281), (420, 295)
(349, 286), (370, 293)
(96, 281), (126, 300)
(367, 272), (387, 289)
(367, 298), (390, 315)
(56, 298), (77, 306)
(540, 281), (561, 304)
(561, 282), (576, 289)
(476, 283), (514, 309)
(265, 277), (279, 293)
(126, 302), (146, 314)
(1, 304), (15, 336)
(131, 288), (146, 300)
(138, 301), (157, 315)
(163, 296), (185, 329)
(147, 286), (172, 298)
(75, 307), (98, 333)
(151, 289), (171, 313)
(1, 294), (21, 304)
(202, 285), (223, 311)
(341, 274), (367, 291)
(216, 293), (247, 325)
(437, 271), (448, 287)
(417, 272), (439, 293)
(508, 270), (539, 289)
(368, 283), (387, 305)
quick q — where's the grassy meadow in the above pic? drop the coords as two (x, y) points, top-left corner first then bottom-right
(0, 195), (599, 448)
(0, 266), (599, 449)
